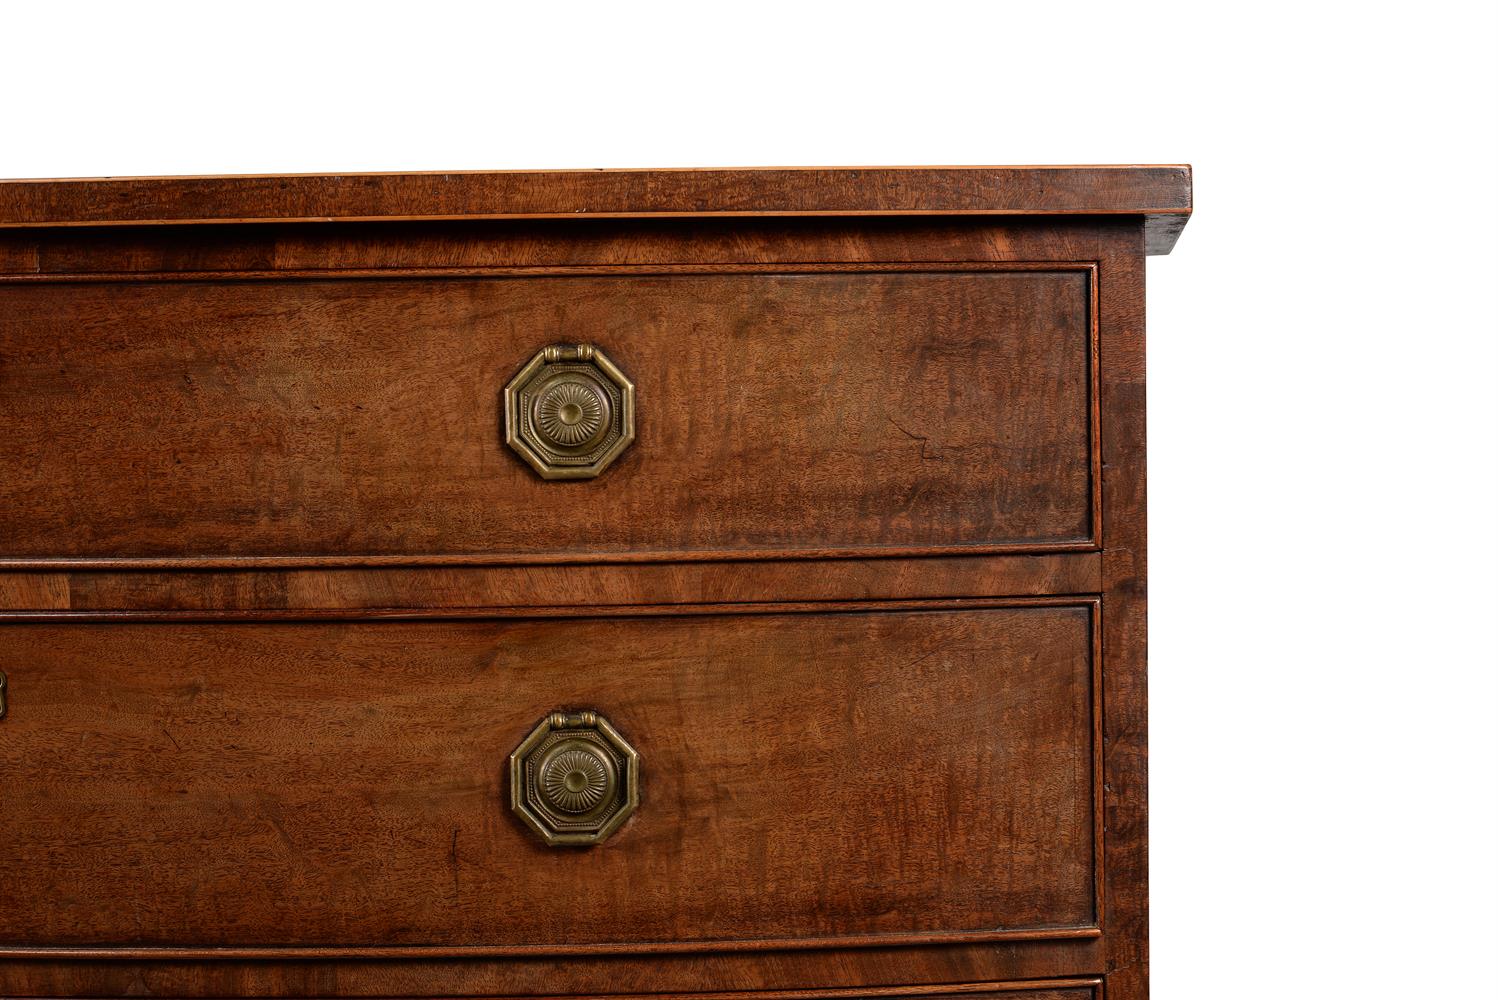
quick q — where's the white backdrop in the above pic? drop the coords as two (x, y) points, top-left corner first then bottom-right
(5, 3), (1496, 996)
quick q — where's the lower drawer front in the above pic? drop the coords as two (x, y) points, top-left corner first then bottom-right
(0, 604), (1097, 951)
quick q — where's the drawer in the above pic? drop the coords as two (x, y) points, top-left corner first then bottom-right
(0, 267), (1095, 565)
(0, 601), (1098, 953)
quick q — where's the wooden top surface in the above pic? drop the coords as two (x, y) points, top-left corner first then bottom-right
(0, 165), (1192, 253)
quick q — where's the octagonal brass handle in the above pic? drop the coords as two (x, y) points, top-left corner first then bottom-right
(503, 344), (635, 480)
(510, 710), (639, 847)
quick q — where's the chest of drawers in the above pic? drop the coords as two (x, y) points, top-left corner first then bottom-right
(0, 165), (1191, 1000)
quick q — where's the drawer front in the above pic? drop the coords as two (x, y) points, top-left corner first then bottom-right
(0, 603), (1098, 952)
(0, 268), (1094, 564)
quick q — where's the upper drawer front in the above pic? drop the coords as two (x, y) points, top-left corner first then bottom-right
(0, 267), (1094, 563)
(0, 603), (1097, 952)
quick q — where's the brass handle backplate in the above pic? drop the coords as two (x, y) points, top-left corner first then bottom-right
(509, 710), (639, 846)
(503, 344), (635, 480)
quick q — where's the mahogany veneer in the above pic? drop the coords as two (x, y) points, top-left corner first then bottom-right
(0, 165), (1191, 1000)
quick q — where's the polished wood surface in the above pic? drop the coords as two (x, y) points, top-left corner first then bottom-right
(1, 948), (1105, 998)
(0, 602), (1097, 951)
(0, 165), (1191, 254)
(1096, 225), (1151, 1000)
(2, 970), (1102, 999)
(0, 166), (1184, 1000)
(0, 269), (1095, 563)
(0, 553), (1102, 614)
(0, 215), (1164, 277)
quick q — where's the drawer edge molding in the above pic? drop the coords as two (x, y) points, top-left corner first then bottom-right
(0, 553), (1104, 615)
(0, 540), (1101, 572)
(0, 594), (1101, 623)
(488, 981), (1107, 1000)
(0, 926), (1103, 961)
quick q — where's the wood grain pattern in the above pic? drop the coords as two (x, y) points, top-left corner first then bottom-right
(0, 602), (1097, 952)
(0, 553), (1100, 613)
(0, 267), (1095, 565)
(0, 571), (68, 609)
(0, 166), (1192, 253)
(1, 954), (1105, 999)
(0, 217), (1150, 278)
(1097, 230), (1151, 1000)
(0, 167), (1178, 1000)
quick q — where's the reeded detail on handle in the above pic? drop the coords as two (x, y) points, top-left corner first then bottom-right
(503, 344), (635, 480)
(509, 710), (639, 846)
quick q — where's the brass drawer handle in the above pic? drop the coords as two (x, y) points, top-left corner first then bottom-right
(510, 710), (639, 846)
(0, 669), (6, 720)
(504, 344), (635, 480)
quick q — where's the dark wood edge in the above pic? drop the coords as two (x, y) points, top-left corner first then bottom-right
(0, 978), (1103, 1000)
(0, 542), (1098, 572)
(0, 260), (1091, 281)
(0, 597), (1104, 961)
(0, 261), (1101, 570)
(0, 603), (1102, 622)
(1088, 264), (1103, 547)
(0, 166), (1192, 255)
(1091, 600), (1106, 931)
(0, 594), (1100, 622)
(0, 928), (1102, 961)
(0, 553), (1104, 614)
(1097, 229), (1149, 1000)
(0, 944), (1108, 999)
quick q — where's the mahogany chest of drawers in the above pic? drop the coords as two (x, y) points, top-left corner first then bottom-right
(0, 165), (1192, 1000)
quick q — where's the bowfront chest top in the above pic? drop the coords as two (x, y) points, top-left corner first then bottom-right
(0, 165), (1191, 1000)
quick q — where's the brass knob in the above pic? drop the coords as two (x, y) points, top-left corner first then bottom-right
(503, 344), (635, 480)
(510, 711), (639, 846)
